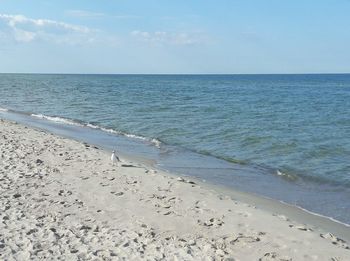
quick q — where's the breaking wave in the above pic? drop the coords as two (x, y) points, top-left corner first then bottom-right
(31, 113), (162, 148)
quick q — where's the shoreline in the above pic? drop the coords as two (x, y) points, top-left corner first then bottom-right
(158, 169), (350, 242)
(2, 111), (350, 233)
(1, 107), (350, 227)
(2, 109), (350, 232)
(1, 118), (350, 259)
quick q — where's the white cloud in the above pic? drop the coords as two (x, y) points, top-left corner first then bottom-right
(0, 14), (91, 33)
(13, 28), (36, 42)
(131, 30), (205, 46)
(0, 14), (93, 44)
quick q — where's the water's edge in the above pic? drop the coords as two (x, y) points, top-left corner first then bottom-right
(1, 107), (350, 229)
(1, 110), (350, 242)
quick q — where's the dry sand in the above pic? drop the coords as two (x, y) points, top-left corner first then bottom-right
(0, 118), (349, 260)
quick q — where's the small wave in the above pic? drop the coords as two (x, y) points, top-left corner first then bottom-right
(92, 126), (162, 148)
(0, 107), (9, 112)
(151, 138), (162, 148)
(277, 199), (350, 227)
(30, 113), (162, 148)
(31, 114), (82, 126)
(86, 123), (100, 129)
(276, 169), (298, 182)
(100, 126), (121, 135)
(97, 126), (162, 148)
(96, 126), (161, 147)
(222, 157), (248, 165)
(122, 133), (161, 148)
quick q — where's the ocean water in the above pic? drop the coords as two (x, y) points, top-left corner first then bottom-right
(1, 74), (350, 224)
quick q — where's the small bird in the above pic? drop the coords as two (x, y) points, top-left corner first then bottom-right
(111, 150), (120, 166)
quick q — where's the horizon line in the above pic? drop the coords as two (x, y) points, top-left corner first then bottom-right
(0, 72), (350, 76)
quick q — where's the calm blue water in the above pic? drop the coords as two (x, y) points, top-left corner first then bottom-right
(1, 74), (350, 223)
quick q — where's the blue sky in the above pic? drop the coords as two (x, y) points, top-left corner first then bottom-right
(0, 0), (349, 74)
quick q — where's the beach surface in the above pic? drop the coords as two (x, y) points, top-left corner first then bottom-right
(0, 119), (349, 260)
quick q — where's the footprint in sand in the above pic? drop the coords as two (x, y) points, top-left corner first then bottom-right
(121, 164), (138, 168)
(193, 200), (213, 213)
(288, 224), (313, 232)
(74, 199), (84, 206)
(227, 233), (261, 247)
(163, 211), (174, 216)
(157, 186), (171, 192)
(150, 194), (167, 200)
(236, 211), (252, 218)
(198, 217), (224, 228)
(58, 190), (72, 196)
(259, 252), (292, 261)
(274, 214), (289, 222)
(111, 191), (124, 197)
(155, 205), (174, 215)
(126, 179), (139, 185)
(320, 233), (350, 249)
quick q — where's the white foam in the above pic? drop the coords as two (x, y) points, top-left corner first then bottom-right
(276, 169), (297, 181)
(0, 107), (9, 112)
(31, 114), (81, 126)
(278, 199), (350, 228)
(88, 125), (161, 146)
(100, 127), (121, 135)
(124, 133), (161, 147)
(30, 113), (162, 148)
(93, 126), (160, 147)
(124, 133), (147, 140)
(86, 123), (100, 129)
(151, 138), (162, 148)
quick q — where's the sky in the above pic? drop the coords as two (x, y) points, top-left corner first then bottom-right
(0, 0), (349, 74)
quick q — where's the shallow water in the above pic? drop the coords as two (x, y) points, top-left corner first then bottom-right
(1, 73), (349, 224)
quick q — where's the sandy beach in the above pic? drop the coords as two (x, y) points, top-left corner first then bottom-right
(0, 118), (349, 260)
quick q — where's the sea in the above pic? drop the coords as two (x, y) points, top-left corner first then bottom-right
(0, 74), (349, 224)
